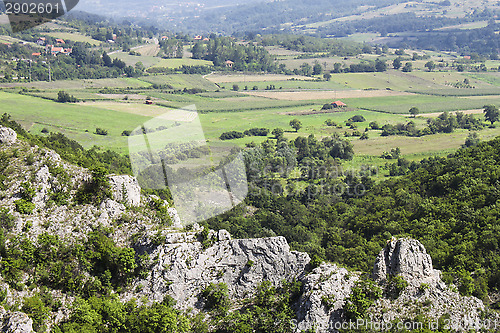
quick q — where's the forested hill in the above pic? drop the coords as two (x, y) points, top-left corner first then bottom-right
(207, 136), (500, 304)
(169, 0), (402, 35)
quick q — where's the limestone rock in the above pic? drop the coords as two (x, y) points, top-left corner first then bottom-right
(0, 127), (16, 144)
(168, 207), (182, 228)
(217, 229), (231, 241)
(0, 307), (34, 333)
(373, 238), (441, 286)
(126, 235), (310, 310)
(33, 166), (51, 208)
(108, 175), (141, 206)
(295, 264), (359, 332)
(368, 238), (496, 332)
(100, 199), (126, 219)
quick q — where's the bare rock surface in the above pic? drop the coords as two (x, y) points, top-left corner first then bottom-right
(296, 238), (497, 332)
(0, 127), (17, 144)
(295, 264), (359, 332)
(125, 234), (310, 310)
(373, 238), (442, 287)
(108, 175), (141, 206)
(0, 307), (34, 333)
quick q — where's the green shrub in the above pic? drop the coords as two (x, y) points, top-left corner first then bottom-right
(75, 166), (111, 205)
(15, 199), (35, 214)
(95, 128), (108, 136)
(201, 282), (230, 314)
(22, 295), (50, 331)
(0, 208), (15, 230)
(387, 275), (408, 297)
(344, 279), (382, 319)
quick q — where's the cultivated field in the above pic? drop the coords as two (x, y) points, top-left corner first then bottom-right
(243, 89), (413, 100)
(0, 43), (498, 163)
(205, 74), (315, 83)
(151, 58), (213, 68)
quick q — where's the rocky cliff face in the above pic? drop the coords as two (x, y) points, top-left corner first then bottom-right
(368, 238), (493, 332)
(0, 128), (497, 332)
(124, 231), (310, 310)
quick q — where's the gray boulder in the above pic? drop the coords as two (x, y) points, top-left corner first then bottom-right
(0, 307), (34, 333)
(108, 175), (141, 206)
(0, 127), (16, 144)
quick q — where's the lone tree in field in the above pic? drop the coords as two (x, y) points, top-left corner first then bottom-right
(393, 57), (402, 70)
(289, 119), (302, 132)
(425, 61), (436, 72)
(375, 58), (387, 72)
(483, 105), (499, 125)
(402, 62), (412, 72)
(409, 107), (420, 118)
(57, 91), (78, 103)
(272, 128), (284, 139)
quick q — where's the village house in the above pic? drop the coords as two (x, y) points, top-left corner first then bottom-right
(45, 45), (73, 56)
(331, 101), (347, 108)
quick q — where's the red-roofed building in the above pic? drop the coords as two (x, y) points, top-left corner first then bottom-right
(32, 52), (41, 57)
(194, 35), (203, 40)
(55, 38), (65, 44)
(332, 101), (347, 108)
(36, 37), (46, 45)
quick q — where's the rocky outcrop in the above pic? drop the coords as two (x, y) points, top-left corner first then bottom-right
(296, 238), (497, 332)
(372, 238), (442, 287)
(295, 264), (359, 332)
(0, 127), (16, 144)
(125, 233), (310, 310)
(0, 307), (34, 333)
(368, 238), (494, 332)
(108, 175), (141, 207)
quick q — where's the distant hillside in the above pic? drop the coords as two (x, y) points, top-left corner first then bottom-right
(74, 0), (499, 38)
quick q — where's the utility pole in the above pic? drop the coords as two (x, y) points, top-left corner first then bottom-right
(29, 59), (32, 83)
(48, 59), (51, 82)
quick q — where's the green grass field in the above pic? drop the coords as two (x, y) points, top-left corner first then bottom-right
(0, 66), (498, 162)
(345, 94), (500, 114)
(112, 52), (161, 68)
(46, 32), (102, 46)
(218, 80), (349, 91)
(138, 74), (219, 91)
(0, 77), (151, 90)
(151, 58), (213, 68)
(0, 91), (151, 153)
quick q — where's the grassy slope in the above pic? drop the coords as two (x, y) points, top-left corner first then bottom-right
(46, 32), (102, 46)
(0, 91), (151, 153)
